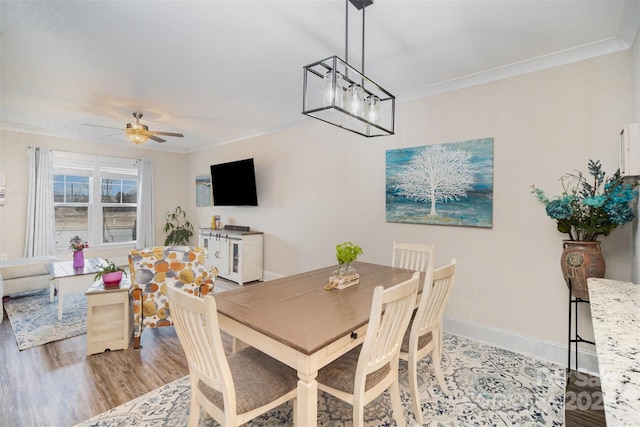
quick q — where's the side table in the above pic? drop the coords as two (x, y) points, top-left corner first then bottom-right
(85, 277), (133, 356)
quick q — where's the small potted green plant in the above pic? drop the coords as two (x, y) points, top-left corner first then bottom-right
(94, 259), (128, 287)
(334, 241), (363, 277)
(163, 206), (194, 245)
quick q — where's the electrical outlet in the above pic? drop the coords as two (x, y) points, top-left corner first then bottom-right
(0, 254), (7, 261)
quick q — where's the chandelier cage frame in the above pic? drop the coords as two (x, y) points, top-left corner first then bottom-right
(302, 0), (395, 137)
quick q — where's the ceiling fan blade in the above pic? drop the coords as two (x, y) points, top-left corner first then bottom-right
(149, 131), (184, 137)
(85, 123), (124, 131)
(148, 134), (166, 143)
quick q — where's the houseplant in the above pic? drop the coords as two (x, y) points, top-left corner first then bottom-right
(334, 241), (364, 277)
(94, 259), (128, 287)
(163, 206), (194, 246)
(531, 159), (638, 299)
(69, 235), (89, 268)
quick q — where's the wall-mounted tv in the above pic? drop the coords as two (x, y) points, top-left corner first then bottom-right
(210, 158), (258, 206)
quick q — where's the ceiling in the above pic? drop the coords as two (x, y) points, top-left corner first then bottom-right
(1, 1), (638, 153)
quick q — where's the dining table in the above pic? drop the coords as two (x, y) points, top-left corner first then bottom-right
(214, 261), (421, 426)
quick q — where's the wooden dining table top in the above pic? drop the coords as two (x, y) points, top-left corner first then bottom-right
(214, 261), (421, 355)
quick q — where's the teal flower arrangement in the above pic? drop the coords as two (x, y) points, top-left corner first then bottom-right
(531, 160), (638, 241)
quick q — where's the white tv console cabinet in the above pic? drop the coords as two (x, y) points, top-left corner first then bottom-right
(198, 228), (263, 286)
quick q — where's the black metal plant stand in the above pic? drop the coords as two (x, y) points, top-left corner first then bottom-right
(567, 278), (595, 376)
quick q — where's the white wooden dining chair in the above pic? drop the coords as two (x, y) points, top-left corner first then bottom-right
(166, 286), (298, 427)
(400, 259), (456, 425)
(392, 241), (435, 272)
(316, 271), (420, 427)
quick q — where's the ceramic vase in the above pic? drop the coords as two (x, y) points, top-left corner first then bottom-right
(560, 240), (605, 301)
(102, 271), (123, 287)
(73, 250), (84, 268)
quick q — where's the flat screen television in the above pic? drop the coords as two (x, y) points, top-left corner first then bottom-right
(210, 158), (258, 206)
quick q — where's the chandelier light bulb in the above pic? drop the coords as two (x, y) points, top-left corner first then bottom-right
(349, 84), (364, 117)
(323, 70), (344, 108)
(323, 71), (334, 105)
(367, 95), (380, 124)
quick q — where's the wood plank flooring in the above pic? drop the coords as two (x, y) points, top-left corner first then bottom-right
(565, 370), (608, 426)
(0, 279), (606, 426)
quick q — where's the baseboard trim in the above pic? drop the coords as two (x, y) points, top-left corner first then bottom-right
(263, 270), (283, 282)
(443, 316), (600, 376)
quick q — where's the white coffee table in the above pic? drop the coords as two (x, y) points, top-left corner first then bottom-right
(47, 258), (105, 320)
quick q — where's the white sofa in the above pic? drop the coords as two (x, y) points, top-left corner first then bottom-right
(0, 255), (60, 323)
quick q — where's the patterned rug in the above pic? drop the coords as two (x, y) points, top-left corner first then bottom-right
(75, 333), (565, 426)
(4, 289), (87, 350)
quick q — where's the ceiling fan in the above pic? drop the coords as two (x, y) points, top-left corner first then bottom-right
(87, 112), (184, 144)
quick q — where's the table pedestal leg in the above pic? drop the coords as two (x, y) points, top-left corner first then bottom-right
(296, 370), (318, 426)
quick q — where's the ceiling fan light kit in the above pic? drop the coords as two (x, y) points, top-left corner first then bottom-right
(126, 117), (150, 144)
(302, 0), (395, 137)
(126, 132), (149, 144)
(122, 112), (183, 144)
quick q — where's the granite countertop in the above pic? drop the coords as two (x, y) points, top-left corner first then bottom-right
(587, 278), (640, 427)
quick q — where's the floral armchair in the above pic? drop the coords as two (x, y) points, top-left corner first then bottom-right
(128, 246), (216, 349)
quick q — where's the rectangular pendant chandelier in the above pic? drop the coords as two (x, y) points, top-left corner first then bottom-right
(302, 56), (395, 137)
(302, 0), (395, 137)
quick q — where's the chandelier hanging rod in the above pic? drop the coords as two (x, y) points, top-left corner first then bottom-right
(345, 0), (368, 79)
(345, 0), (349, 66)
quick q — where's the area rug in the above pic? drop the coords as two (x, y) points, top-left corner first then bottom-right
(4, 289), (87, 350)
(75, 333), (565, 426)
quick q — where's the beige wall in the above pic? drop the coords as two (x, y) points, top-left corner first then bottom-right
(187, 51), (632, 349)
(0, 50), (632, 365)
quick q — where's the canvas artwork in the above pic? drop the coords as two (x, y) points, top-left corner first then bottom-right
(195, 175), (212, 207)
(386, 138), (494, 227)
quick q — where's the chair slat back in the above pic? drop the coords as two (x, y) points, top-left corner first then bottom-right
(166, 286), (234, 403)
(359, 271), (420, 374)
(415, 259), (456, 335)
(392, 241), (435, 272)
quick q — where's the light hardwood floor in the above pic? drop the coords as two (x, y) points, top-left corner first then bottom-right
(0, 279), (606, 426)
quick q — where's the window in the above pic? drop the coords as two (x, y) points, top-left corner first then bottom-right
(53, 152), (138, 250)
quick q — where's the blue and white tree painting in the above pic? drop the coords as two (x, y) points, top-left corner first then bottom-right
(386, 138), (493, 227)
